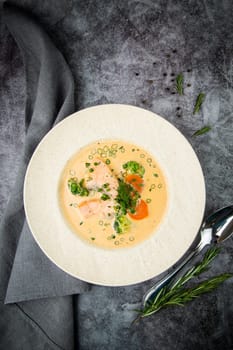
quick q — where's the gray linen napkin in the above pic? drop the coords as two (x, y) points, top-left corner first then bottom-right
(0, 4), (89, 304)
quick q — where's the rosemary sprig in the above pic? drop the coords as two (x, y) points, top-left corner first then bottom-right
(192, 125), (211, 137)
(135, 247), (232, 321)
(193, 92), (205, 114)
(170, 246), (220, 290)
(140, 274), (232, 319)
(176, 73), (184, 95)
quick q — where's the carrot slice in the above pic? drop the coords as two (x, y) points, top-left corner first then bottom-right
(125, 174), (144, 193)
(128, 199), (148, 220)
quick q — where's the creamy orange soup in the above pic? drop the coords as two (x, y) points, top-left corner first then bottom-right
(58, 140), (167, 249)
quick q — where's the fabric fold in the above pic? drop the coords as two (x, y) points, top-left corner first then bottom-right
(0, 3), (89, 304)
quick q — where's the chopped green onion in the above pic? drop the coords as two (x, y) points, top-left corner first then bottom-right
(101, 193), (110, 201)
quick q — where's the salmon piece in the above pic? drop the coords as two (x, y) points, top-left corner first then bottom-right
(78, 198), (115, 219)
(78, 159), (118, 219)
(78, 199), (101, 218)
(85, 159), (118, 198)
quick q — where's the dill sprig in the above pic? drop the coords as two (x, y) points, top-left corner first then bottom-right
(193, 92), (205, 114)
(192, 125), (211, 137)
(135, 247), (232, 321)
(176, 73), (184, 95)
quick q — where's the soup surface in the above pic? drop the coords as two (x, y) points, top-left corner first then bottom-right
(58, 140), (167, 249)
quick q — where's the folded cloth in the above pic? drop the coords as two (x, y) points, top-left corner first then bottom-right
(0, 3), (90, 305)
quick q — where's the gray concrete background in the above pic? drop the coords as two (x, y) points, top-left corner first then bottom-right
(1, 0), (233, 349)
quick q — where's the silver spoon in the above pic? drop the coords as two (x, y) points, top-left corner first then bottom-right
(143, 205), (233, 307)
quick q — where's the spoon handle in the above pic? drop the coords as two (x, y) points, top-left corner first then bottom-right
(143, 241), (203, 306)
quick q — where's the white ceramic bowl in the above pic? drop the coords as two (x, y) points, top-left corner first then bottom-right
(24, 104), (205, 286)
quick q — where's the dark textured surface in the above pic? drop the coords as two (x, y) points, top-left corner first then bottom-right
(1, 1), (233, 349)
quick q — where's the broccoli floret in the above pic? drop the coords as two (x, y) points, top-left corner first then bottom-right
(68, 178), (89, 196)
(122, 161), (145, 177)
(113, 215), (131, 234)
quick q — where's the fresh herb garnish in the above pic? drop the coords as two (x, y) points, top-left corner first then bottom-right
(135, 247), (232, 322)
(105, 159), (111, 165)
(193, 93), (205, 114)
(176, 74), (184, 95)
(112, 177), (142, 234)
(192, 125), (211, 137)
(85, 162), (91, 168)
(68, 178), (89, 196)
(89, 168), (94, 173)
(115, 179), (140, 215)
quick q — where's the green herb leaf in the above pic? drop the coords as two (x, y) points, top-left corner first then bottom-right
(192, 125), (211, 137)
(176, 74), (184, 95)
(193, 93), (205, 114)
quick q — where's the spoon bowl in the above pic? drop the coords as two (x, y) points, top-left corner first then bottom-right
(143, 205), (233, 307)
(204, 206), (233, 243)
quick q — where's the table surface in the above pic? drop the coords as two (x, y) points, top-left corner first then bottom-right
(1, 1), (233, 349)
